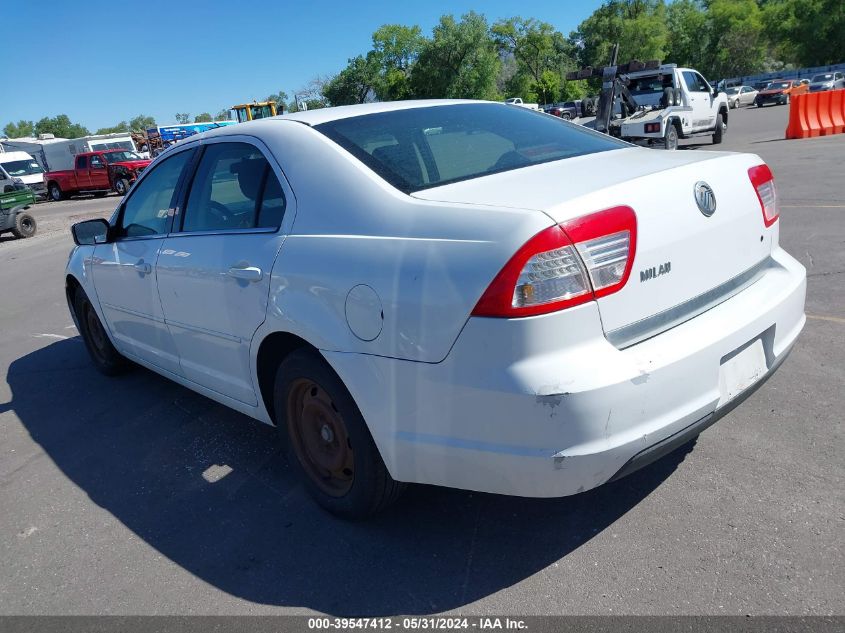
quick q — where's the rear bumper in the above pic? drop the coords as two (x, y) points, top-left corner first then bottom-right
(326, 247), (806, 497)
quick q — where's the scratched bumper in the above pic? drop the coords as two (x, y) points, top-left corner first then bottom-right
(326, 248), (806, 497)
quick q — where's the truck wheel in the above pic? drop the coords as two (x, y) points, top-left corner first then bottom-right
(11, 212), (36, 239)
(114, 178), (130, 196)
(48, 183), (66, 202)
(274, 348), (405, 519)
(562, 112), (572, 120)
(663, 124), (679, 150)
(74, 287), (129, 376)
(712, 113), (725, 144)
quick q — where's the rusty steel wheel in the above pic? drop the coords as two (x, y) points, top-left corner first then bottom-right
(286, 378), (354, 497)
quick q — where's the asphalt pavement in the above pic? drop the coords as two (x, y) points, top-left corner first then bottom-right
(0, 105), (842, 615)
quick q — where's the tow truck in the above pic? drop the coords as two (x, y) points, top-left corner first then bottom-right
(566, 50), (729, 150)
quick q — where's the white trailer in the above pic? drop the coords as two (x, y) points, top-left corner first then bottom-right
(0, 133), (139, 173)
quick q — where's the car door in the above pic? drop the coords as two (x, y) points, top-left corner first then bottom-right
(155, 138), (290, 405)
(75, 155), (90, 188)
(683, 71), (716, 130)
(89, 154), (110, 189)
(91, 147), (195, 375)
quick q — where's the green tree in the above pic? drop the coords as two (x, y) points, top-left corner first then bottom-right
(3, 120), (35, 138)
(323, 55), (378, 105)
(194, 112), (213, 122)
(493, 17), (561, 97)
(665, 0), (708, 68)
(703, 0), (766, 78)
(570, 1), (669, 69)
(215, 109), (232, 120)
(411, 12), (501, 100)
(265, 90), (289, 107)
(370, 24), (426, 100)
(762, 0), (845, 67)
(175, 113), (190, 124)
(34, 114), (89, 139)
(129, 115), (156, 131)
(95, 121), (130, 134)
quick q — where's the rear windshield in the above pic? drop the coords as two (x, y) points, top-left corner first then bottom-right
(314, 103), (626, 193)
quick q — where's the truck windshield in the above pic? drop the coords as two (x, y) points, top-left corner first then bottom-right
(811, 74), (833, 82)
(0, 159), (44, 176)
(102, 151), (142, 163)
(315, 103), (627, 193)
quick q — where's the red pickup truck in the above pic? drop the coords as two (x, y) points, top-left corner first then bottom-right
(45, 150), (151, 201)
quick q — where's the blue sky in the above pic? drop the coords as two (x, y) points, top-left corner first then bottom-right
(4, 1), (604, 131)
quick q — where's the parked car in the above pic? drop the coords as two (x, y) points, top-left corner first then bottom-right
(45, 150), (151, 201)
(755, 79), (809, 106)
(67, 101), (806, 518)
(726, 85), (758, 108)
(809, 72), (845, 92)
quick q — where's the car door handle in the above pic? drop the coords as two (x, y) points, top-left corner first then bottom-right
(133, 261), (152, 275)
(227, 265), (263, 282)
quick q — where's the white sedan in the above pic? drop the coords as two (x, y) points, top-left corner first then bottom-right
(66, 100), (806, 518)
(726, 85), (759, 108)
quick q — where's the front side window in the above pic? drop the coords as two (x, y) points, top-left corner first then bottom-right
(90, 155), (104, 169)
(119, 150), (192, 238)
(683, 72), (710, 93)
(180, 142), (285, 233)
(315, 103), (626, 193)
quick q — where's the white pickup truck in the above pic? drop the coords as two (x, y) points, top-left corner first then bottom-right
(609, 64), (730, 149)
(504, 97), (540, 111)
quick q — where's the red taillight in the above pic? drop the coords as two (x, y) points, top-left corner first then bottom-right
(472, 206), (637, 318)
(748, 164), (779, 227)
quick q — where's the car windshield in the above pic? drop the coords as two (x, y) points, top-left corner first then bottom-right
(767, 82), (791, 90)
(0, 159), (43, 176)
(812, 74), (833, 82)
(102, 151), (142, 163)
(315, 103), (627, 193)
(727, 87), (740, 94)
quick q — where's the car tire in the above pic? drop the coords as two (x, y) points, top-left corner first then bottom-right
(730, 99), (737, 109)
(274, 348), (405, 519)
(663, 124), (679, 150)
(11, 212), (36, 239)
(114, 178), (130, 196)
(73, 287), (129, 376)
(48, 183), (66, 201)
(784, 94), (790, 105)
(712, 113), (725, 144)
(562, 112), (572, 120)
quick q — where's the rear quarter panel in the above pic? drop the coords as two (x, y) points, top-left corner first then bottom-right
(256, 121), (553, 363)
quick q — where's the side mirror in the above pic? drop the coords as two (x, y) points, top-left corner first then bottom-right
(72, 218), (111, 246)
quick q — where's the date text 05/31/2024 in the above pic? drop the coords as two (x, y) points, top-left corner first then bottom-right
(307, 617), (528, 630)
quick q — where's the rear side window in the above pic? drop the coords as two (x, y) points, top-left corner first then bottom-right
(76, 155), (88, 169)
(181, 142), (285, 233)
(315, 103), (626, 193)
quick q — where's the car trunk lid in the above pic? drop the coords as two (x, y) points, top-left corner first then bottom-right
(414, 147), (773, 344)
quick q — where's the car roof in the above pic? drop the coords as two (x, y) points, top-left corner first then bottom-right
(276, 99), (492, 126)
